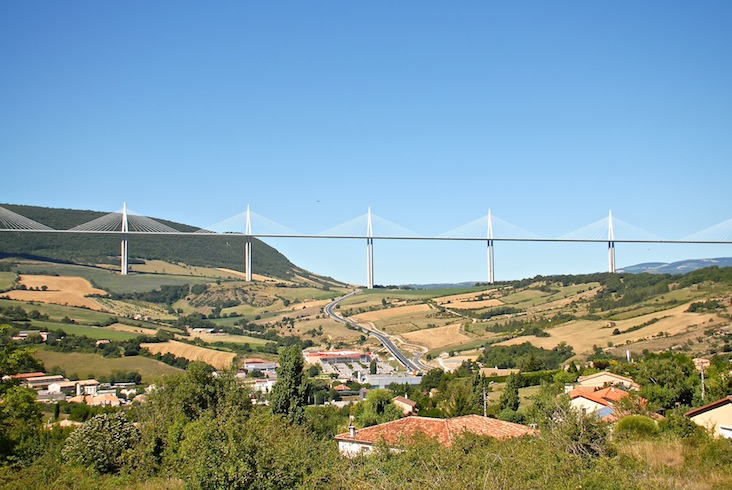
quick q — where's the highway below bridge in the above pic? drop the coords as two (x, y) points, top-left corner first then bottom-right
(323, 290), (429, 373)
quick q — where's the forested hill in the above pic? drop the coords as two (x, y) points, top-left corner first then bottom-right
(0, 204), (297, 278)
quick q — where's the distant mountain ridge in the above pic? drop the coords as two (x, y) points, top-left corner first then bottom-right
(617, 257), (732, 274)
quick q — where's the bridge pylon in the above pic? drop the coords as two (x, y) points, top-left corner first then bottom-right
(120, 202), (129, 275)
(608, 210), (616, 273)
(366, 207), (374, 289)
(244, 205), (252, 282)
(487, 209), (495, 284)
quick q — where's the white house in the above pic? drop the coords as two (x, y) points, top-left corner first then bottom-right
(686, 396), (732, 438)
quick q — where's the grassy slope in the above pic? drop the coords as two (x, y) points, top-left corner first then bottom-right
(0, 203), (297, 279)
(33, 348), (182, 383)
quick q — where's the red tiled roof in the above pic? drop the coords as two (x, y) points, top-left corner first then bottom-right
(685, 396), (732, 418)
(9, 372), (46, 379)
(393, 396), (417, 408)
(334, 384), (350, 391)
(335, 415), (537, 447)
(569, 389), (612, 408)
(577, 371), (639, 388)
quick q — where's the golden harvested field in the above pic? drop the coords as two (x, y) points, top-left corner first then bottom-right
(218, 268), (289, 284)
(107, 323), (159, 336)
(496, 303), (718, 355)
(131, 260), (238, 278)
(525, 287), (600, 313)
(434, 291), (504, 310)
(5, 275), (108, 311)
(186, 330), (266, 345)
(400, 323), (471, 350)
(141, 340), (236, 369)
(351, 304), (432, 322)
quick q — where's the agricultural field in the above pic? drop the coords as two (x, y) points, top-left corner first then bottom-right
(4, 274), (108, 310)
(0, 271), (16, 290)
(141, 340), (237, 369)
(11, 261), (214, 294)
(496, 302), (720, 356)
(186, 329), (267, 345)
(30, 321), (140, 340)
(400, 323), (471, 350)
(33, 348), (182, 383)
(107, 323), (159, 336)
(0, 298), (117, 325)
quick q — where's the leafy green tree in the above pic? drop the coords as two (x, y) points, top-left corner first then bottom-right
(62, 412), (139, 474)
(636, 354), (697, 410)
(269, 345), (307, 425)
(498, 373), (521, 412)
(440, 381), (480, 417)
(353, 388), (403, 427)
(0, 386), (43, 464)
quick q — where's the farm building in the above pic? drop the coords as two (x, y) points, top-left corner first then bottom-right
(304, 350), (373, 365)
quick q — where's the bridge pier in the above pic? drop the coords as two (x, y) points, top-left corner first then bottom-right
(120, 202), (129, 275)
(245, 238), (252, 281)
(607, 210), (616, 273)
(366, 208), (374, 289)
(487, 239), (494, 284)
(244, 205), (253, 281)
(486, 210), (494, 284)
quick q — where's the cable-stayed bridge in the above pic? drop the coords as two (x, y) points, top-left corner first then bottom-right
(2, 203), (732, 288)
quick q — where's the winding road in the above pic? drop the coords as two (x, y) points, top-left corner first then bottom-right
(324, 290), (429, 373)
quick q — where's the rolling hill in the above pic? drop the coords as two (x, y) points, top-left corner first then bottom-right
(0, 203), (297, 279)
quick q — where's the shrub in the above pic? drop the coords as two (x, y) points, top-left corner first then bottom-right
(614, 415), (659, 439)
(61, 412), (139, 474)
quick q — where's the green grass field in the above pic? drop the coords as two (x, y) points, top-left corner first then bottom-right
(0, 271), (16, 291)
(33, 348), (182, 383)
(12, 262), (214, 294)
(29, 321), (140, 340)
(0, 298), (116, 325)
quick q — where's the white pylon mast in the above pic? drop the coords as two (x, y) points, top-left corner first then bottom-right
(366, 207), (374, 289)
(120, 202), (129, 275)
(608, 209), (616, 273)
(245, 205), (252, 282)
(487, 209), (495, 284)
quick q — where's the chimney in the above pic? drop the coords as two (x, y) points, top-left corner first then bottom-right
(349, 424), (356, 438)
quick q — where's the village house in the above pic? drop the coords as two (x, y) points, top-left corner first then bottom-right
(48, 379), (100, 397)
(685, 395), (732, 438)
(392, 396), (418, 416)
(67, 393), (121, 407)
(567, 386), (646, 422)
(334, 415), (537, 457)
(24, 374), (66, 390)
(576, 371), (640, 391)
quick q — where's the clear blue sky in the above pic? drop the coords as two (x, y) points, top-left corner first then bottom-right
(2, 2), (731, 285)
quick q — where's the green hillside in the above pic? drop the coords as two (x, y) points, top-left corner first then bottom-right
(0, 204), (296, 279)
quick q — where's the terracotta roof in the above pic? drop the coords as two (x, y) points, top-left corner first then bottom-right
(577, 371), (639, 388)
(685, 396), (732, 418)
(334, 384), (350, 391)
(593, 386), (631, 403)
(568, 389), (612, 408)
(335, 415), (537, 447)
(10, 372), (46, 379)
(393, 396), (417, 408)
